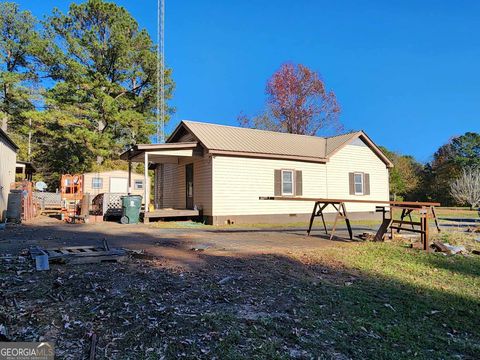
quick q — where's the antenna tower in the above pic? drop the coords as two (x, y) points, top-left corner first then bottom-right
(156, 0), (165, 143)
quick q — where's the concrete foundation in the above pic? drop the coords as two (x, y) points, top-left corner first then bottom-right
(207, 211), (382, 226)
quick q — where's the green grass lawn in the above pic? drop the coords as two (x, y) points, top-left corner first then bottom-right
(164, 242), (480, 359)
(288, 242), (480, 359)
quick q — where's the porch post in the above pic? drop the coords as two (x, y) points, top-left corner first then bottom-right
(128, 159), (132, 195)
(144, 151), (150, 212)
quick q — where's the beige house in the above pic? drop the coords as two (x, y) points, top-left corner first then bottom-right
(0, 129), (18, 221)
(82, 170), (148, 199)
(121, 121), (392, 224)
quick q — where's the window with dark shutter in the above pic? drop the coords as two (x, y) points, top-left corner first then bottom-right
(281, 170), (294, 195)
(354, 173), (364, 195)
(295, 170), (302, 196)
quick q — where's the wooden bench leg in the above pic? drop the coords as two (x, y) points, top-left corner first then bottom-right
(397, 209), (406, 233)
(307, 202), (319, 236)
(431, 206), (441, 233)
(330, 204), (341, 240)
(342, 203), (353, 240)
(408, 211), (415, 231)
(421, 214), (427, 251)
(317, 204), (329, 235)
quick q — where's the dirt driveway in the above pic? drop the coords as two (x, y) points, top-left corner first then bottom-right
(0, 216), (372, 359)
(0, 216), (373, 269)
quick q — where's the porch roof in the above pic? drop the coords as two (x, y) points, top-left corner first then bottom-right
(120, 142), (198, 163)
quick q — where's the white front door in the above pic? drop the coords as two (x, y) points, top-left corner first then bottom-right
(109, 177), (128, 193)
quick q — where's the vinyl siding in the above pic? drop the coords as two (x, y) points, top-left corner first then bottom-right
(211, 141), (389, 216)
(325, 142), (389, 211)
(193, 156), (212, 215)
(212, 156), (327, 216)
(82, 170), (148, 198)
(0, 137), (17, 221)
(159, 156), (212, 215)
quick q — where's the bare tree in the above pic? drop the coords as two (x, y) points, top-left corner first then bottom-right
(450, 167), (480, 209)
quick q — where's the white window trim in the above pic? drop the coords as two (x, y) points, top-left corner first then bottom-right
(92, 177), (103, 189)
(134, 179), (144, 190)
(281, 169), (294, 196)
(354, 172), (364, 195)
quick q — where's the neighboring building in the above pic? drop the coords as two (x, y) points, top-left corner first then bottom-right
(121, 121), (393, 225)
(0, 129), (18, 221)
(16, 161), (35, 181)
(82, 170), (148, 198)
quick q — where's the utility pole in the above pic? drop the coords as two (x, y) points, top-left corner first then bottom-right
(28, 118), (32, 161)
(156, 0), (165, 143)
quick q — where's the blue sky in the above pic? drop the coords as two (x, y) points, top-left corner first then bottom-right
(17, 0), (480, 162)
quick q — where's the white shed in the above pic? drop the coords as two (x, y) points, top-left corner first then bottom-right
(82, 170), (149, 199)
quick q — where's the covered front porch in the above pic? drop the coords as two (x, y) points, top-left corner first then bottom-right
(120, 142), (204, 222)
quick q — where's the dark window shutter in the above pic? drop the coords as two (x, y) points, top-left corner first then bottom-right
(274, 170), (281, 196)
(364, 173), (370, 195)
(295, 170), (302, 196)
(349, 173), (355, 195)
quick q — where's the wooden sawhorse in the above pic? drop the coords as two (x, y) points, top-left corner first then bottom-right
(307, 201), (353, 240)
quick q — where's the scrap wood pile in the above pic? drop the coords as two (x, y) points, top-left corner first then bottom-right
(466, 226), (480, 233)
(357, 231), (480, 256)
(30, 241), (126, 269)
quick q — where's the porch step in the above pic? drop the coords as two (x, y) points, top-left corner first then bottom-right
(142, 208), (200, 223)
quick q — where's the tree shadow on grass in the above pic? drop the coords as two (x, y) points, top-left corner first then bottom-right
(1, 221), (479, 359)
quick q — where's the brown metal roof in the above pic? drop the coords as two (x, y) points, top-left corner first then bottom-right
(123, 121), (393, 167)
(120, 142), (198, 161)
(325, 131), (361, 156)
(179, 121), (328, 161)
(177, 121), (392, 166)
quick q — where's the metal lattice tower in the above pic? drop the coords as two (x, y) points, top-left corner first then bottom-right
(156, 0), (165, 143)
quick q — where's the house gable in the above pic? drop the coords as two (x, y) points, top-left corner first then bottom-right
(326, 132), (393, 168)
(168, 123), (198, 143)
(325, 138), (390, 209)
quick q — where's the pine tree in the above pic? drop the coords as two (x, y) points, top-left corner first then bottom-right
(36, 0), (174, 182)
(0, 2), (42, 158)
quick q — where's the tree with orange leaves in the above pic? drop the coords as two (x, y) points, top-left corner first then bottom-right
(240, 63), (342, 135)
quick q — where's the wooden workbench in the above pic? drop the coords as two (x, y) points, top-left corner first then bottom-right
(259, 197), (441, 251)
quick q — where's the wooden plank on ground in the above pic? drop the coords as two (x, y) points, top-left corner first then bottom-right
(144, 209), (200, 218)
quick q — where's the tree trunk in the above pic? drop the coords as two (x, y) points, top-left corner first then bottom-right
(96, 119), (106, 164)
(1, 114), (7, 132)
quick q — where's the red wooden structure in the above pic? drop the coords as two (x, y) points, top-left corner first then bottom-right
(60, 174), (83, 220)
(10, 181), (36, 221)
